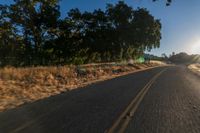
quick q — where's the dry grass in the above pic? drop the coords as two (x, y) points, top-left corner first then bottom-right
(188, 63), (200, 76)
(0, 62), (165, 112)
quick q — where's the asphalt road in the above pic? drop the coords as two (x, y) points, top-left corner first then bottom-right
(1, 65), (200, 133)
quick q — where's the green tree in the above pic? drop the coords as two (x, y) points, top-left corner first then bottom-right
(0, 1), (162, 66)
(0, 4), (22, 66)
(9, 0), (60, 65)
(106, 1), (161, 60)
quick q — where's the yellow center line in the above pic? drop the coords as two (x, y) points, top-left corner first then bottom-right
(106, 69), (166, 133)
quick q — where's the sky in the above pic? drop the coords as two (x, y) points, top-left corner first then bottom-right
(1, 0), (200, 56)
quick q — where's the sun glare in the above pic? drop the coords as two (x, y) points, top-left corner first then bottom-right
(191, 40), (200, 54)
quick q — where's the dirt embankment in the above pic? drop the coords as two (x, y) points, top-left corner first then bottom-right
(0, 62), (165, 112)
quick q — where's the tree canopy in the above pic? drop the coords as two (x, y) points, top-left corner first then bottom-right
(0, 0), (162, 66)
(169, 52), (200, 64)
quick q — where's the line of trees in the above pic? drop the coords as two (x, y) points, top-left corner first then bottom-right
(169, 52), (200, 64)
(0, 0), (162, 66)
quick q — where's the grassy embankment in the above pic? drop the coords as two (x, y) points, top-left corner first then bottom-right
(0, 61), (165, 112)
(188, 63), (200, 76)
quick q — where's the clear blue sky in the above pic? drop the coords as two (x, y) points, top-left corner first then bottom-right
(1, 0), (200, 56)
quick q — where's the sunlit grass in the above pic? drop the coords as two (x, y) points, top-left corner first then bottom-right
(0, 62), (164, 112)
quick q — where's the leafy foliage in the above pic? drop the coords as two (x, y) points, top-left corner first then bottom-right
(0, 1), (162, 66)
(168, 52), (200, 64)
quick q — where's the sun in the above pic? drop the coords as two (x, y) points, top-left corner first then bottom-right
(191, 40), (200, 54)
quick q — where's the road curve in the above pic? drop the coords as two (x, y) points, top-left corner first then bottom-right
(0, 65), (200, 133)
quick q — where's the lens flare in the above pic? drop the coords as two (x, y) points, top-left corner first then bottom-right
(191, 40), (200, 54)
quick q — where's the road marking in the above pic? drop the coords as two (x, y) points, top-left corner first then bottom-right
(11, 68), (167, 133)
(106, 69), (166, 133)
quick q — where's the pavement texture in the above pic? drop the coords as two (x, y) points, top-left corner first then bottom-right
(0, 65), (200, 133)
(126, 65), (200, 133)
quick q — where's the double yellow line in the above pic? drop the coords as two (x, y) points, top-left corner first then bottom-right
(106, 69), (166, 133)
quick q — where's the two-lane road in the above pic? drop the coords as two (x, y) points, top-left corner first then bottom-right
(1, 65), (200, 133)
